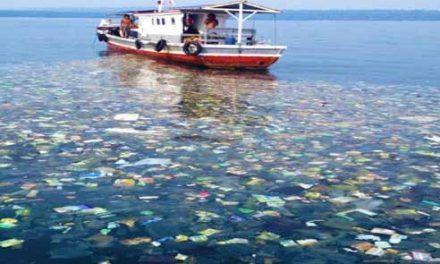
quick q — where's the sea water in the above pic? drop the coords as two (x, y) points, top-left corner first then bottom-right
(0, 17), (439, 263)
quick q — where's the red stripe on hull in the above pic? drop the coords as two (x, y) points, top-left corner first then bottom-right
(107, 42), (279, 70)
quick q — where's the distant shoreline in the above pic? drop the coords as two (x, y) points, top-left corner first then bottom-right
(1, 9), (440, 21)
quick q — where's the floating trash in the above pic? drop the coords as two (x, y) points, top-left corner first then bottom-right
(113, 179), (136, 187)
(0, 56), (439, 263)
(0, 239), (24, 248)
(297, 239), (319, 247)
(113, 113), (140, 122)
(175, 253), (189, 261)
(0, 218), (18, 229)
(120, 237), (152, 246)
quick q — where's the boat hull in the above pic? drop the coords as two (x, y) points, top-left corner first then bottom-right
(105, 35), (285, 70)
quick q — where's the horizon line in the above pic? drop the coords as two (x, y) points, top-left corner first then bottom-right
(1, 7), (440, 11)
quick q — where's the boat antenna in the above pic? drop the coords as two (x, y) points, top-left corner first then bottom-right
(157, 0), (176, 12)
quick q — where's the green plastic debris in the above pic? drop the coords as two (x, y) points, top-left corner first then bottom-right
(280, 240), (298, 247)
(0, 239), (24, 248)
(140, 210), (154, 216)
(253, 195), (285, 207)
(189, 235), (208, 243)
(257, 231), (280, 241)
(238, 208), (254, 214)
(217, 238), (249, 245)
(0, 218), (18, 229)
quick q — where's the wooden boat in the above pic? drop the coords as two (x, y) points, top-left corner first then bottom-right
(96, 0), (286, 69)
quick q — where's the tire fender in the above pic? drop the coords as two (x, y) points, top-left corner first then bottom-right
(183, 42), (202, 56)
(155, 39), (167, 52)
(135, 39), (143, 50)
(97, 33), (108, 43)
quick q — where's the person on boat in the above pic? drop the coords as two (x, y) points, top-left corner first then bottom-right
(183, 15), (200, 43)
(120, 14), (133, 38)
(183, 14), (199, 34)
(204, 13), (219, 29)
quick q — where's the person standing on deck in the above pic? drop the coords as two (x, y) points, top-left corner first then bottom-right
(204, 13), (219, 29)
(120, 14), (133, 38)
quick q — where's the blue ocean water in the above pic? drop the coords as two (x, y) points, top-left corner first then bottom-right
(0, 15), (440, 264)
(1, 18), (440, 85)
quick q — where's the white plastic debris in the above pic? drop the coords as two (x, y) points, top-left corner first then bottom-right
(374, 241), (391, 249)
(297, 239), (318, 246)
(371, 228), (396, 236)
(389, 234), (407, 244)
(120, 158), (172, 167)
(355, 234), (381, 241)
(113, 113), (140, 121)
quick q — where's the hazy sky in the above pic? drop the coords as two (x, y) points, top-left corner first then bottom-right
(2, 0), (440, 10)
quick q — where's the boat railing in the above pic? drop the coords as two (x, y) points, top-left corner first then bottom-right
(207, 28), (256, 36)
(201, 28), (256, 45)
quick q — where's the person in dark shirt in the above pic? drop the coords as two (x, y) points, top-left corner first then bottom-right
(183, 14), (199, 34)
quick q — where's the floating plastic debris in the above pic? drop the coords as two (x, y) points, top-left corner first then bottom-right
(120, 237), (152, 246)
(1, 56), (439, 263)
(189, 235), (208, 243)
(113, 113), (140, 122)
(119, 158), (172, 167)
(113, 179), (136, 187)
(0, 239), (24, 248)
(280, 240), (298, 247)
(257, 231), (281, 241)
(198, 228), (221, 236)
(297, 239), (318, 247)
(365, 247), (385, 257)
(356, 234), (381, 241)
(217, 238), (249, 245)
(175, 254), (189, 261)
(0, 218), (18, 229)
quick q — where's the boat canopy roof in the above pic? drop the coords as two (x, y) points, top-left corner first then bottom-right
(116, 0), (280, 16)
(182, 1), (281, 14)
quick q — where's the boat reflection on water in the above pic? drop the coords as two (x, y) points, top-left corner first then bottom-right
(101, 52), (280, 122)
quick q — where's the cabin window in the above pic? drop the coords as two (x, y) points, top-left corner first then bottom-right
(171, 18), (176, 25)
(152, 18), (155, 25)
(162, 18), (166, 25)
(157, 18), (161, 25)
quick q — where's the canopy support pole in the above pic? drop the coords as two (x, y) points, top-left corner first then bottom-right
(237, 0), (244, 45)
(225, 10), (238, 20)
(243, 11), (257, 22)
